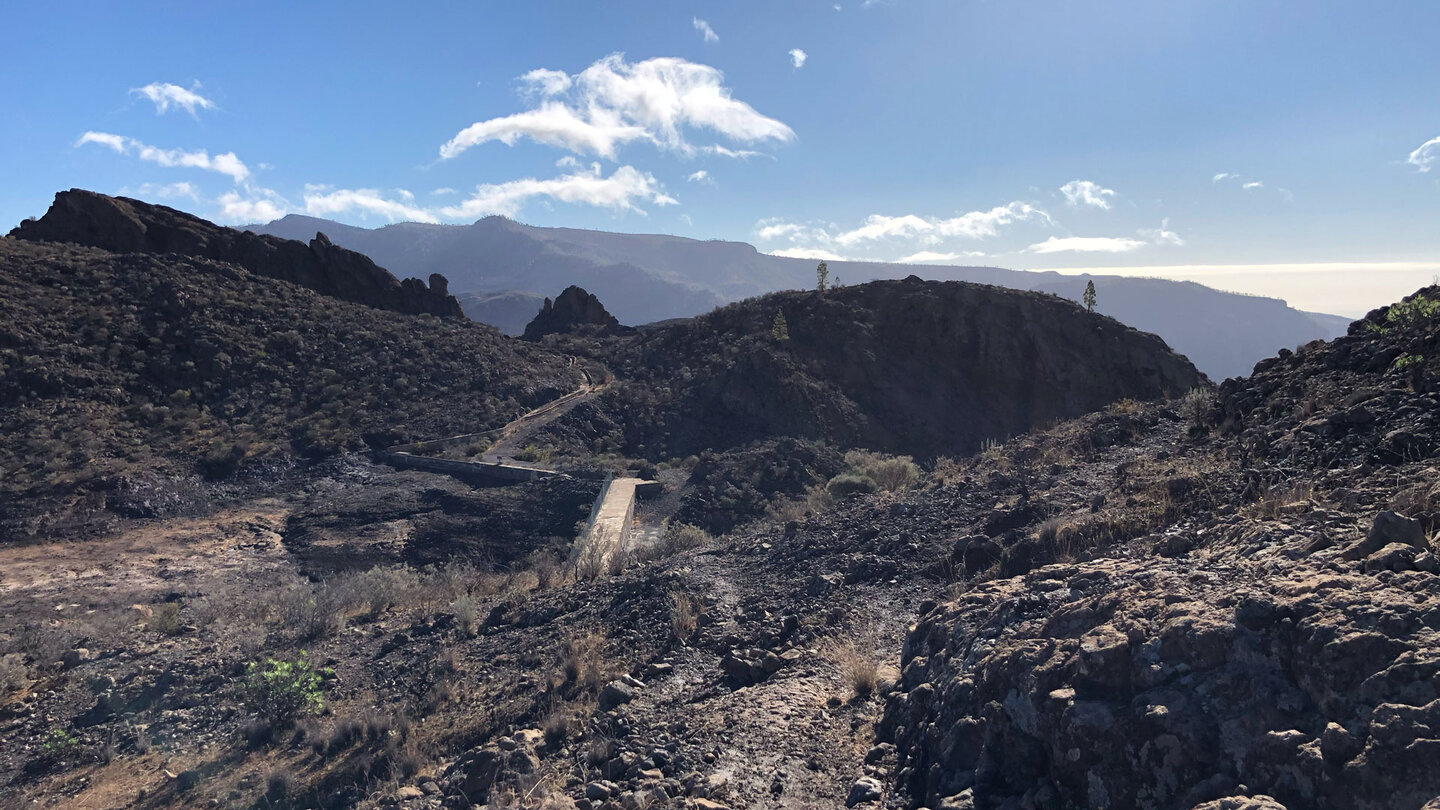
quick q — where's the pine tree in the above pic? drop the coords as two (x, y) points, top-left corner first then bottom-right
(771, 311), (790, 341)
(1083, 280), (1097, 312)
(816, 261), (829, 292)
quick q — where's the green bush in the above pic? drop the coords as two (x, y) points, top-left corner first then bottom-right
(244, 653), (332, 726)
(826, 473), (878, 500)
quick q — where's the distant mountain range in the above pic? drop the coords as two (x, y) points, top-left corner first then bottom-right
(250, 215), (1351, 380)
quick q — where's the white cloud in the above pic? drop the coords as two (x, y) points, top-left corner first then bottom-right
(833, 202), (1047, 246)
(1059, 179), (1115, 209)
(1242, 181), (1264, 190)
(431, 187), (458, 196)
(217, 189), (287, 223)
(895, 250), (985, 264)
(1408, 136), (1440, 172)
(520, 68), (572, 96)
(76, 131), (127, 152)
(789, 49), (808, 69)
(438, 163), (674, 219)
(768, 247), (849, 261)
(131, 82), (215, 116)
(555, 155), (582, 169)
(1024, 236), (1146, 254)
(440, 54), (794, 161)
(703, 144), (765, 159)
(686, 170), (715, 186)
(76, 131), (250, 183)
(1139, 218), (1185, 246)
(1212, 172), (1237, 183)
(440, 103), (648, 161)
(754, 202), (1046, 262)
(303, 187), (440, 224)
(134, 181), (201, 202)
(693, 18), (719, 42)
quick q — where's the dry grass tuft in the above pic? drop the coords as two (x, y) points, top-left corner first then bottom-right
(670, 590), (700, 643)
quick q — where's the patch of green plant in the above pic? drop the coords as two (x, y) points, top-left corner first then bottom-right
(1392, 353), (1425, 372)
(42, 727), (81, 758)
(1368, 293), (1439, 333)
(243, 652), (332, 726)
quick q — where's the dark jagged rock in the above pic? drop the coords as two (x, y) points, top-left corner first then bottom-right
(9, 189), (463, 318)
(522, 285), (632, 340)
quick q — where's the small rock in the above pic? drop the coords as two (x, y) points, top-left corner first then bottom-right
(846, 776), (884, 807)
(1364, 542), (1419, 573)
(61, 648), (93, 670)
(396, 785), (424, 800)
(598, 680), (637, 710)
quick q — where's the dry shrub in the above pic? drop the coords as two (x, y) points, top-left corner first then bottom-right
(765, 498), (809, 524)
(559, 628), (607, 694)
(670, 590), (699, 643)
(823, 636), (882, 700)
(930, 456), (966, 486)
(0, 653), (29, 696)
(1393, 483), (1440, 516)
(145, 602), (183, 636)
(845, 450), (920, 491)
(573, 540), (607, 582)
(1035, 515), (1081, 561)
(528, 549), (566, 589)
(1252, 481), (1314, 520)
(1177, 387), (1216, 428)
(654, 522), (711, 559)
(451, 594), (479, 637)
(272, 581), (346, 641)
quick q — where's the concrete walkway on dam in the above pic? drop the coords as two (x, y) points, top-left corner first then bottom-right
(576, 476), (645, 574)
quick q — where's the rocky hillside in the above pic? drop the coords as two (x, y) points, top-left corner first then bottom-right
(12, 190), (463, 318)
(0, 237), (581, 542)
(542, 277), (1204, 462)
(879, 287), (1440, 809)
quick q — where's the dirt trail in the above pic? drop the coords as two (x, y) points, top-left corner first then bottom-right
(482, 373), (604, 464)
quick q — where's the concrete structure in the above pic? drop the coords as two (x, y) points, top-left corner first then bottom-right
(576, 476), (644, 574)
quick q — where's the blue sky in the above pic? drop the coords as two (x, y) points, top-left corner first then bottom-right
(4, 1), (1439, 315)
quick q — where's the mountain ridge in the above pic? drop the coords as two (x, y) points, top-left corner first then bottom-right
(250, 214), (1352, 380)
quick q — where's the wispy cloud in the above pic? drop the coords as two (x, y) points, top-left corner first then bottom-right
(693, 17), (719, 42)
(789, 49), (808, 69)
(1408, 136), (1440, 172)
(1212, 172), (1237, 183)
(1242, 181), (1264, 190)
(439, 54), (794, 161)
(768, 246), (849, 261)
(1139, 218), (1185, 246)
(895, 250), (984, 264)
(1024, 236), (1146, 254)
(77, 131), (249, 183)
(131, 82), (215, 117)
(302, 186), (440, 224)
(217, 188), (288, 223)
(132, 181), (201, 202)
(438, 163), (675, 219)
(1059, 179), (1115, 209)
(686, 169), (715, 186)
(754, 202), (1048, 263)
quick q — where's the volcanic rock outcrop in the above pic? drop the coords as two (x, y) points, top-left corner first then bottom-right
(549, 276), (1207, 460)
(10, 189), (463, 318)
(522, 284), (632, 340)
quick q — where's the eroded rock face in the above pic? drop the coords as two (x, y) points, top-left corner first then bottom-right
(522, 284), (631, 340)
(10, 189), (463, 318)
(880, 549), (1440, 809)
